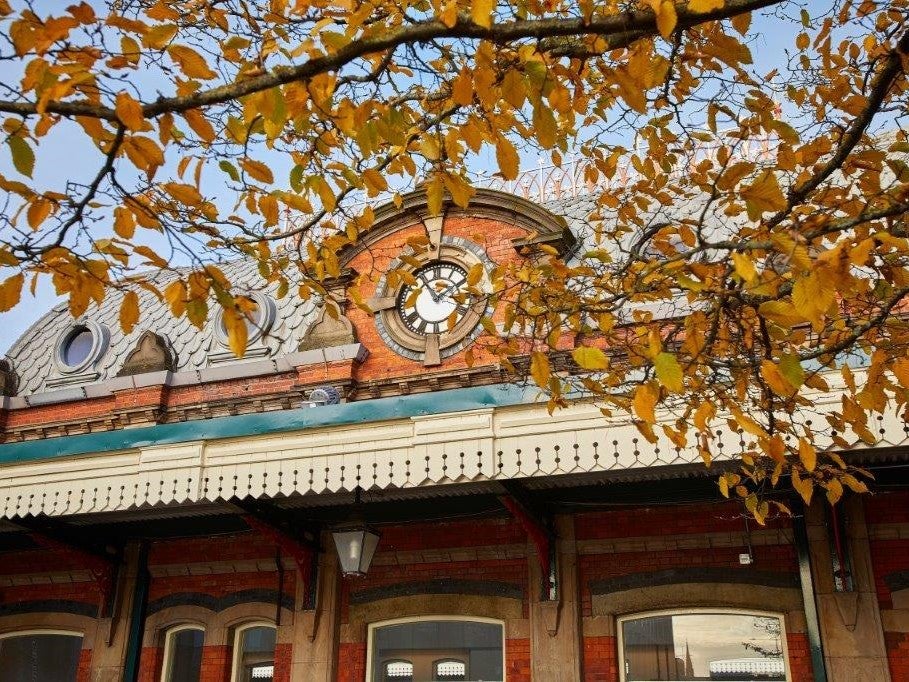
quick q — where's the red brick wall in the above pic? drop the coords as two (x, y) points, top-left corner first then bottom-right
(583, 635), (617, 682)
(786, 633), (815, 681)
(505, 638), (531, 681)
(337, 642), (367, 682)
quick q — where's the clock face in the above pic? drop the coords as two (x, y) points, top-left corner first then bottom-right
(396, 261), (470, 335)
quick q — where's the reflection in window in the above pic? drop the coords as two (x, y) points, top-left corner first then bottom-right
(385, 660), (414, 680)
(434, 658), (466, 680)
(0, 632), (83, 682)
(370, 620), (503, 682)
(621, 612), (787, 681)
(163, 627), (204, 682)
(233, 625), (276, 682)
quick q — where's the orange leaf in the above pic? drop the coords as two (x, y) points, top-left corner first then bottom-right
(115, 91), (145, 131)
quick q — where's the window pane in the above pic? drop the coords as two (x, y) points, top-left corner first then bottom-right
(621, 613), (787, 681)
(63, 329), (94, 366)
(235, 626), (276, 682)
(0, 633), (83, 682)
(371, 621), (503, 682)
(165, 628), (204, 682)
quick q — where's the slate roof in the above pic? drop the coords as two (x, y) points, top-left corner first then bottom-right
(5, 192), (600, 397)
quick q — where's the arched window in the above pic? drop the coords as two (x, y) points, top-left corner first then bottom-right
(367, 618), (503, 682)
(384, 659), (414, 681)
(231, 622), (277, 682)
(0, 630), (83, 682)
(161, 625), (204, 682)
(433, 658), (466, 680)
(618, 609), (790, 682)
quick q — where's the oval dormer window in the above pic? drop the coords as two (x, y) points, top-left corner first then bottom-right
(54, 321), (109, 374)
(214, 293), (276, 349)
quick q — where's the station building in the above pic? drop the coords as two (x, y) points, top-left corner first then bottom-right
(0, 188), (907, 681)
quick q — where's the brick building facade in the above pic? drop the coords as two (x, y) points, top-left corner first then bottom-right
(0, 188), (906, 681)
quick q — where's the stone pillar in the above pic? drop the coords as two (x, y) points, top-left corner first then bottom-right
(529, 515), (582, 682)
(289, 541), (341, 682)
(806, 497), (890, 680)
(88, 542), (141, 682)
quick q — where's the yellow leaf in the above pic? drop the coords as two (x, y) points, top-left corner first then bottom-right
(694, 401), (715, 431)
(572, 346), (609, 370)
(731, 252), (757, 281)
(792, 468), (814, 505)
(532, 103), (557, 148)
(741, 169), (786, 221)
(654, 352), (684, 392)
(0, 273), (23, 312)
(164, 182), (203, 206)
(798, 438), (816, 472)
(825, 478), (843, 505)
(451, 68), (473, 106)
(466, 262), (484, 286)
(164, 279), (186, 317)
(649, 0), (678, 38)
(530, 351), (550, 389)
(688, 0), (724, 12)
(183, 109), (216, 143)
(167, 44), (217, 79)
(841, 474), (868, 494)
(501, 70), (525, 108)
(471, 0), (495, 28)
(362, 168), (388, 196)
(496, 137), (519, 181)
(142, 23), (177, 50)
(27, 198), (52, 229)
(633, 382), (659, 423)
(241, 158), (274, 184)
(761, 360), (796, 397)
(222, 309), (248, 357)
(7, 136), (34, 178)
(113, 207), (136, 239)
(115, 91), (145, 131)
(119, 290), (140, 333)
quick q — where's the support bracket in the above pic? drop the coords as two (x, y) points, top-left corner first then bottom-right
(497, 481), (558, 602)
(229, 500), (321, 610)
(11, 517), (120, 618)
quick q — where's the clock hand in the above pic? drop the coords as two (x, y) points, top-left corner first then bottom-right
(417, 272), (441, 302)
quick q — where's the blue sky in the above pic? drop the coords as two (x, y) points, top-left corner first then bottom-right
(0, 3), (808, 354)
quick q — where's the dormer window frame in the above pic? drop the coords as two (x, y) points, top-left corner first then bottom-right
(53, 320), (110, 375)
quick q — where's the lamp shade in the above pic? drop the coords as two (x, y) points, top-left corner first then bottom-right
(332, 527), (381, 576)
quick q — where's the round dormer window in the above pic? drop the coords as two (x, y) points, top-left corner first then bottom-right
(62, 328), (94, 367)
(54, 321), (110, 374)
(213, 293), (276, 349)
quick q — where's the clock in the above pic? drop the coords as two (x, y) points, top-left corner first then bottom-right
(396, 262), (470, 336)
(370, 235), (491, 366)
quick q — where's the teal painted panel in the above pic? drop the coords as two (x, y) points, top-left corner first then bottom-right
(0, 384), (534, 464)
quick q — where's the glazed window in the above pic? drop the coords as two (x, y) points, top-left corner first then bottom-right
(231, 623), (276, 682)
(62, 327), (95, 367)
(368, 618), (503, 682)
(384, 659), (414, 680)
(0, 630), (83, 682)
(162, 626), (204, 682)
(434, 658), (466, 680)
(618, 610), (789, 682)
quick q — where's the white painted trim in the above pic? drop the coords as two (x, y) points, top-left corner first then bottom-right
(230, 621), (277, 682)
(616, 608), (792, 682)
(0, 628), (83, 640)
(160, 624), (205, 682)
(3, 381), (908, 519)
(365, 615), (505, 682)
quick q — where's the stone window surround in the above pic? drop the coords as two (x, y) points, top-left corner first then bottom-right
(142, 603), (292, 651)
(615, 607), (794, 682)
(364, 615), (506, 682)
